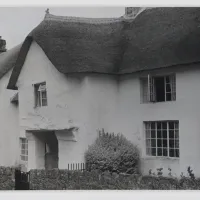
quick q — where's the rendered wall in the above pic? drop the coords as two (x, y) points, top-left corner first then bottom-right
(16, 41), (200, 177)
(17, 42), (118, 169)
(116, 65), (200, 177)
(0, 69), (20, 167)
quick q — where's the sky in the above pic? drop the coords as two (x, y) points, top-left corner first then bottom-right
(0, 7), (125, 49)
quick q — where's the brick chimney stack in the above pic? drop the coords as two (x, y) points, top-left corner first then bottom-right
(0, 36), (6, 53)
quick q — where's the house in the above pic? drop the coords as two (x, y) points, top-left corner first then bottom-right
(0, 7), (200, 176)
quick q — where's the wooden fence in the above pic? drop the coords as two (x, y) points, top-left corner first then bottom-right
(67, 163), (86, 171)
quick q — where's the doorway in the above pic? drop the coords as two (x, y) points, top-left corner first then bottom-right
(44, 132), (58, 169)
(31, 131), (59, 170)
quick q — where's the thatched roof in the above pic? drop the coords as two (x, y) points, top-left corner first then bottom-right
(0, 44), (21, 79)
(6, 7), (200, 89)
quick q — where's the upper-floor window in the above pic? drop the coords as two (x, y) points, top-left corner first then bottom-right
(34, 82), (47, 107)
(144, 121), (179, 158)
(141, 74), (176, 103)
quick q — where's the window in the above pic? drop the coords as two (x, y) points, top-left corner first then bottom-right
(144, 121), (179, 158)
(141, 74), (176, 103)
(20, 138), (28, 161)
(34, 82), (47, 107)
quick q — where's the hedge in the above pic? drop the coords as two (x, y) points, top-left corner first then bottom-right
(29, 168), (200, 190)
(0, 167), (15, 190)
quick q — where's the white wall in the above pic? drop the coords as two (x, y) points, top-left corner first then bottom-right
(117, 66), (200, 177)
(17, 41), (200, 177)
(0, 69), (20, 167)
(17, 41), (118, 168)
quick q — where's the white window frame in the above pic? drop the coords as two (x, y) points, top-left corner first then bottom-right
(141, 74), (176, 103)
(144, 121), (179, 158)
(20, 138), (28, 162)
(34, 82), (47, 107)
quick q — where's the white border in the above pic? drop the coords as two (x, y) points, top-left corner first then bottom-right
(2, 190), (200, 200)
(0, 0), (200, 6)
(1, 1), (200, 200)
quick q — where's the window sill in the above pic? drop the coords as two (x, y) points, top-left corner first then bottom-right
(140, 100), (176, 105)
(142, 156), (179, 161)
(34, 105), (48, 109)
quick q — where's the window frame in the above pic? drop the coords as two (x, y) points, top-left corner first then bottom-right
(34, 82), (48, 107)
(20, 138), (28, 162)
(140, 74), (176, 103)
(144, 120), (179, 158)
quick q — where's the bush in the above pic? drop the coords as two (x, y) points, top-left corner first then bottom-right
(85, 129), (140, 174)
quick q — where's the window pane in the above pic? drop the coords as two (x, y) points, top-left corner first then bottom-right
(37, 92), (41, 106)
(157, 148), (162, 156)
(151, 139), (156, 147)
(175, 122), (179, 129)
(142, 79), (148, 103)
(22, 143), (25, 149)
(165, 76), (170, 84)
(163, 139), (168, 147)
(22, 150), (25, 155)
(151, 130), (156, 138)
(175, 130), (179, 139)
(163, 148), (168, 156)
(42, 99), (47, 106)
(169, 139), (175, 148)
(151, 122), (156, 130)
(157, 130), (162, 138)
(42, 91), (47, 98)
(175, 139), (179, 148)
(157, 139), (162, 147)
(157, 122), (162, 130)
(162, 122), (167, 130)
(175, 149), (179, 157)
(163, 130), (167, 138)
(169, 149), (175, 157)
(166, 84), (171, 93)
(166, 93), (172, 101)
(151, 148), (156, 156)
(169, 122), (174, 130)
(169, 130), (174, 139)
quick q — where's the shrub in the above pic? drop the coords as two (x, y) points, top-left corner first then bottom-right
(85, 129), (140, 174)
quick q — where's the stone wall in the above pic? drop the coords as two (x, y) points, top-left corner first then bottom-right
(0, 167), (15, 190)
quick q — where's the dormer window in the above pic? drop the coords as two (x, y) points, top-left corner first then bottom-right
(34, 82), (47, 107)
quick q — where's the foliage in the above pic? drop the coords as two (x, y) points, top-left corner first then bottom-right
(84, 129), (140, 174)
(30, 166), (200, 190)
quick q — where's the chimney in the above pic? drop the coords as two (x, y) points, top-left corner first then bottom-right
(44, 8), (50, 20)
(124, 7), (146, 18)
(0, 36), (6, 53)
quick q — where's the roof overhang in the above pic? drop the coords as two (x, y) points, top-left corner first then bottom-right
(7, 36), (33, 90)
